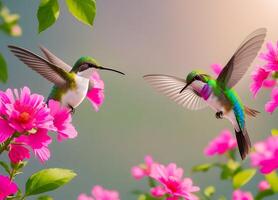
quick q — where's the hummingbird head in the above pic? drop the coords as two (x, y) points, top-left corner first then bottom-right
(72, 56), (125, 75)
(180, 70), (208, 93)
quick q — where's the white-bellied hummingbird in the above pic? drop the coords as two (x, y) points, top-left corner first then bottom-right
(8, 45), (125, 113)
(144, 28), (266, 159)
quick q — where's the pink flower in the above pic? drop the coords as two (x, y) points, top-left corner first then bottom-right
(258, 180), (270, 192)
(91, 186), (120, 200)
(78, 194), (94, 200)
(232, 190), (253, 200)
(14, 129), (52, 163)
(211, 64), (223, 76)
(0, 87), (54, 136)
(204, 129), (237, 156)
(265, 87), (278, 113)
(48, 100), (78, 141)
(131, 155), (154, 180)
(250, 67), (276, 98)
(260, 42), (278, 72)
(87, 71), (105, 112)
(77, 186), (120, 200)
(150, 163), (199, 200)
(8, 144), (30, 163)
(250, 136), (278, 174)
(0, 175), (18, 200)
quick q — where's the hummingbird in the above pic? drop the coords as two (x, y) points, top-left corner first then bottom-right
(143, 28), (266, 159)
(8, 45), (125, 113)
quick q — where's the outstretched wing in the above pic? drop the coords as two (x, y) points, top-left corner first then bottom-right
(8, 45), (72, 88)
(39, 45), (95, 90)
(39, 45), (72, 72)
(143, 74), (208, 110)
(217, 28), (267, 89)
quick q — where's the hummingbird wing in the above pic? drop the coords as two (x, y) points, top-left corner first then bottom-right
(39, 45), (72, 72)
(216, 28), (267, 89)
(8, 45), (72, 88)
(39, 45), (96, 91)
(143, 74), (208, 110)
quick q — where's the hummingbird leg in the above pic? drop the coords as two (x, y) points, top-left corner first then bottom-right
(68, 104), (75, 115)
(215, 111), (223, 119)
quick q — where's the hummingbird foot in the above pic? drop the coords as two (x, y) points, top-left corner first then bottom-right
(215, 111), (223, 119)
(68, 104), (75, 115)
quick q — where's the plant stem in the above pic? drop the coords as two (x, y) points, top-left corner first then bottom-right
(0, 135), (15, 154)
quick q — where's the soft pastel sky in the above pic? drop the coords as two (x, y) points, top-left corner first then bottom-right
(1, 0), (278, 199)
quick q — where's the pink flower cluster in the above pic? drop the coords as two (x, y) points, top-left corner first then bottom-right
(257, 180), (270, 192)
(250, 42), (278, 113)
(250, 135), (278, 174)
(0, 175), (18, 200)
(78, 185), (120, 200)
(232, 190), (253, 200)
(204, 129), (237, 156)
(87, 70), (105, 112)
(132, 156), (200, 200)
(0, 87), (77, 163)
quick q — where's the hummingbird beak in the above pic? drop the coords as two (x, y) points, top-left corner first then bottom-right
(179, 80), (194, 93)
(93, 65), (125, 75)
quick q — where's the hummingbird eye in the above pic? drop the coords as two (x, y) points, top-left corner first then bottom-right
(79, 64), (90, 72)
(194, 75), (201, 81)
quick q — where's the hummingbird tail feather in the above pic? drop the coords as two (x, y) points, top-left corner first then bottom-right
(244, 106), (260, 118)
(235, 128), (251, 160)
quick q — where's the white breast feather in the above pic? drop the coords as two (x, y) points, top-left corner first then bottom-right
(61, 76), (89, 108)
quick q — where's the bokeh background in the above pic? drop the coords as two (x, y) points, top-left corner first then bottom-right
(1, 0), (278, 199)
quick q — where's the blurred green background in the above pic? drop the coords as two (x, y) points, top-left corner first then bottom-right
(0, 0), (278, 199)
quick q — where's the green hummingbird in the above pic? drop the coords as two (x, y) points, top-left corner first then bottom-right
(144, 28), (266, 159)
(8, 45), (125, 112)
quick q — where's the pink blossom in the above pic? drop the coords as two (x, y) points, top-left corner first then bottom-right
(210, 64), (223, 76)
(232, 190), (253, 200)
(77, 186), (120, 200)
(0, 118), (15, 143)
(0, 175), (18, 200)
(78, 194), (94, 200)
(15, 129), (52, 163)
(131, 155), (154, 180)
(87, 71), (105, 112)
(150, 163), (199, 200)
(265, 87), (278, 113)
(0, 87), (54, 135)
(91, 186), (120, 200)
(48, 100), (78, 141)
(10, 25), (22, 37)
(258, 180), (270, 192)
(250, 67), (276, 98)
(260, 42), (278, 72)
(8, 144), (30, 163)
(250, 136), (278, 174)
(204, 129), (237, 156)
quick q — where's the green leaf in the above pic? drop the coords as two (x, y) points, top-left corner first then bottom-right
(0, 160), (10, 174)
(137, 194), (161, 200)
(255, 189), (275, 200)
(218, 196), (227, 200)
(265, 171), (278, 192)
(37, 195), (54, 200)
(233, 168), (256, 189)
(25, 168), (76, 196)
(204, 186), (215, 197)
(271, 129), (278, 136)
(0, 53), (8, 83)
(65, 0), (96, 26)
(37, 0), (60, 33)
(192, 163), (214, 172)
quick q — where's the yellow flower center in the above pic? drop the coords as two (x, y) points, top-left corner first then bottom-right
(18, 112), (30, 123)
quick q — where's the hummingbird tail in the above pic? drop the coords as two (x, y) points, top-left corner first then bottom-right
(235, 128), (251, 160)
(244, 106), (260, 118)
